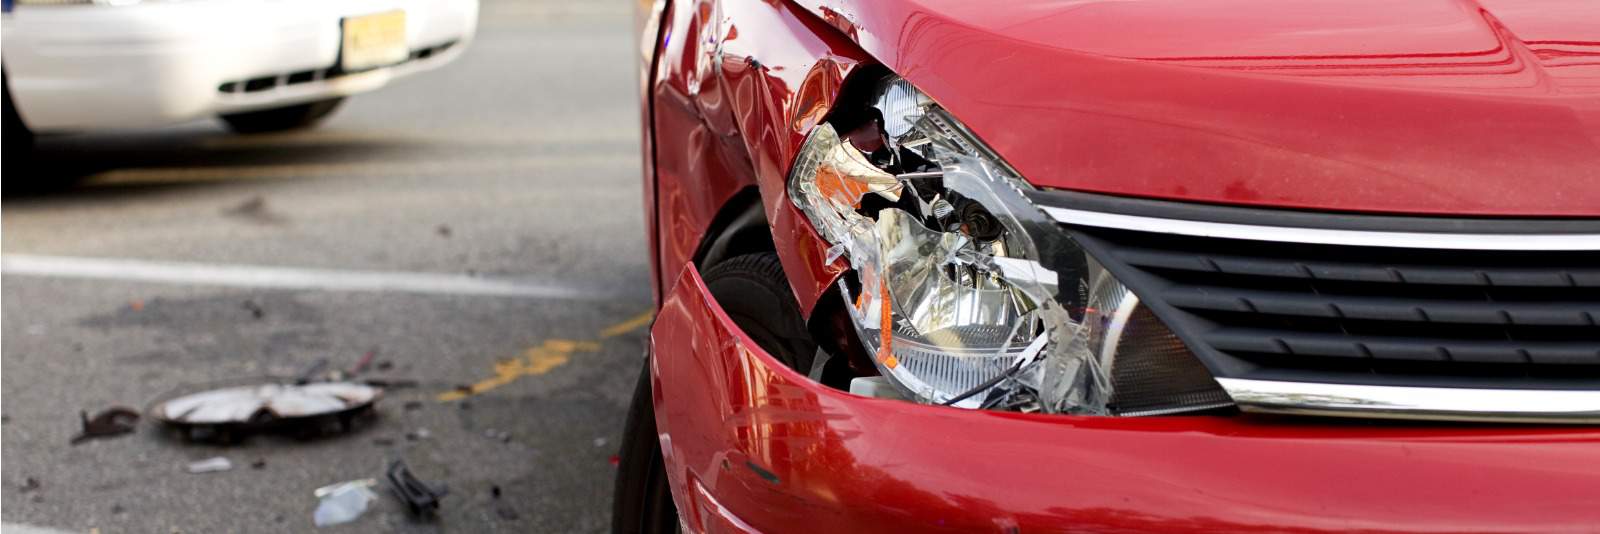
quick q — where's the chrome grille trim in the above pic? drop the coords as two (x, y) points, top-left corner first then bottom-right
(1040, 206), (1600, 251)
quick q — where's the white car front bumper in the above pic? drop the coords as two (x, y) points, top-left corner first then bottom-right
(1, 0), (477, 132)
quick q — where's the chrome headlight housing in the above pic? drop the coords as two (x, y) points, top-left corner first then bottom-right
(789, 75), (1230, 415)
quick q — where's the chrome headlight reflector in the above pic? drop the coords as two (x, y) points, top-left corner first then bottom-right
(789, 75), (1230, 415)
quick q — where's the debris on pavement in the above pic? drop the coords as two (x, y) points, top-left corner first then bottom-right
(70, 406), (141, 445)
(347, 349), (379, 376)
(187, 457), (233, 474)
(223, 195), (287, 225)
(151, 380), (382, 442)
(313, 479), (378, 527)
(241, 299), (265, 319)
(361, 378), (418, 389)
(19, 477), (41, 492)
(484, 429), (511, 443)
(405, 428), (431, 441)
(385, 460), (448, 518)
(250, 459), (268, 470)
(592, 437), (608, 448)
(436, 224), (452, 237)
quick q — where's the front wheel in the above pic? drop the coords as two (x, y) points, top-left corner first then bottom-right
(612, 362), (680, 534)
(219, 97), (344, 134)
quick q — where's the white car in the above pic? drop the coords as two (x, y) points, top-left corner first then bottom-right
(1, 0), (477, 150)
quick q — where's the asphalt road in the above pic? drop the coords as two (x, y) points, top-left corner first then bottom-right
(2, 1), (650, 532)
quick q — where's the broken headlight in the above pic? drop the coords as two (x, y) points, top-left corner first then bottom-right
(789, 76), (1229, 415)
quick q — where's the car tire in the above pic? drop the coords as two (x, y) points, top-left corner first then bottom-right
(699, 252), (817, 371)
(3, 72), (34, 171)
(219, 97), (345, 134)
(611, 362), (680, 534)
(612, 253), (816, 534)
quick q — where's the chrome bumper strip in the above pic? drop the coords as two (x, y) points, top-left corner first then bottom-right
(1217, 378), (1600, 423)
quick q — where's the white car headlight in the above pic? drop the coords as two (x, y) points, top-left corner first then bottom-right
(789, 75), (1227, 415)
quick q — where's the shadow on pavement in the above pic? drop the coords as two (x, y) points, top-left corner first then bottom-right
(3, 124), (431, 199)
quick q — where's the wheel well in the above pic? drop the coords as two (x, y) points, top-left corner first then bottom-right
(693, 187), (775, 270)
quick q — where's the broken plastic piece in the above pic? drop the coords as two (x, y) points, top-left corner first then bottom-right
(848, 376), (907, 401)
(347, 350), (378, 375)
(187, 457), (233, 474)
(19, 477), (42, 492)
(314, 479), (378, 527)
(385, 460), (447, 518)
(70, 406), (140, 445)
(824, 242), (848, 265)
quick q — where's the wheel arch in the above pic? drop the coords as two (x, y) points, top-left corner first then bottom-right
(692, 187), (774, 270)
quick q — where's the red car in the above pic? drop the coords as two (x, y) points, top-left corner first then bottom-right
(615, 1), (1600, 532)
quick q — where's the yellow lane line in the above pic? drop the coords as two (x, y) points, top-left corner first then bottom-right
(436, 311), (655, 402)
(599, 311), (654, 339)
(436, 339), (599, 401)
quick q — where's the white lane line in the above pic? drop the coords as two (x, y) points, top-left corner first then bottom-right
(199, 128), (638, 149)
(89, 153), (635, 185)
(0, 524), (79, 534)
(1, 255), (600, 300)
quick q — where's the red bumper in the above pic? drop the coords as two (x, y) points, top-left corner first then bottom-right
(650, 265), (1600, 534)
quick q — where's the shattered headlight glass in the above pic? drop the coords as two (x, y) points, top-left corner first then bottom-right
(789, 76), (1225, 415)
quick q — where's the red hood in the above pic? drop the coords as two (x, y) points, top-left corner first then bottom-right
(796, 0), (1600, 216)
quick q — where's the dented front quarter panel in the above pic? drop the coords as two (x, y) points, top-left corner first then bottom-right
(712, 0), (868, 316)
(652, 263), (1600, 534)
(650, 0), (864, 316)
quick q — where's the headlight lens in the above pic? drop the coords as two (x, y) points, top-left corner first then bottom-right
(789, 75), (1227, 415)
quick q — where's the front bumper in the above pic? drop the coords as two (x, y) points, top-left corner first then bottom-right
(1, 0), (477, 131)
(651, 263), (1600, 534)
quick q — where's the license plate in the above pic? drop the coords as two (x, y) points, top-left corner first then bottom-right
(341, 10), (408, 71)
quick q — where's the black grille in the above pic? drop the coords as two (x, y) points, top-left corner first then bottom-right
(216, 40), (459, 95)
(1070, 227), (1600, 391)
